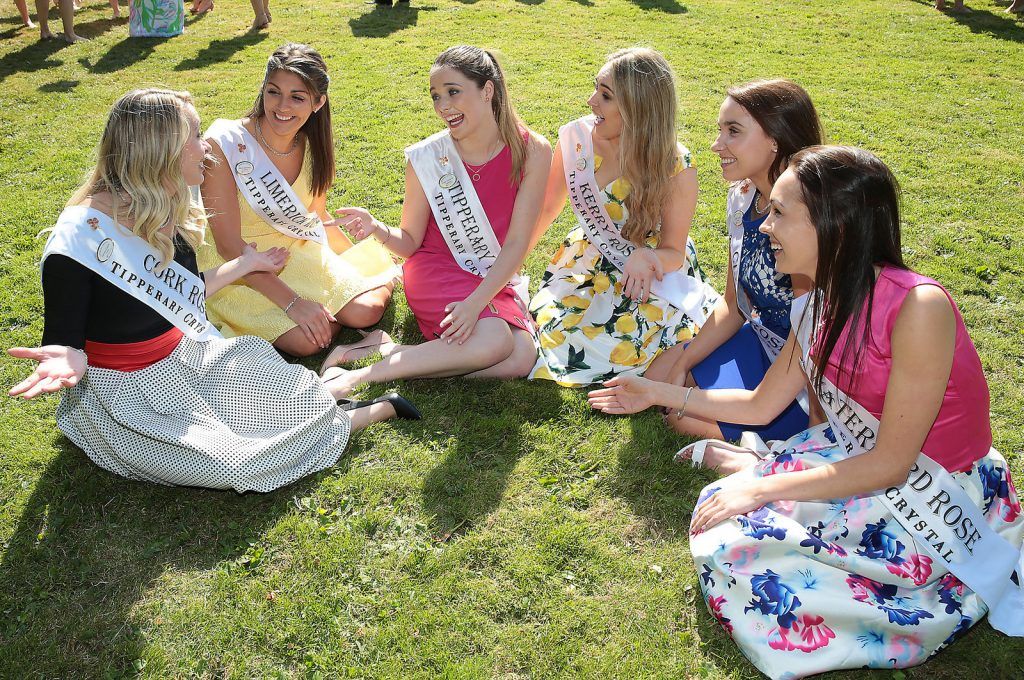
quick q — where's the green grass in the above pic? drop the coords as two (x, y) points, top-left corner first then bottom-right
(2, 0), (1024, 677)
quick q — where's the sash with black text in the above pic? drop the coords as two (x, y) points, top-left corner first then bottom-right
(792, 293), (1024, 635)
(559, 116), (708, 319)
(42, 206), (220, 342)
(405, 130), (529, 304)
(206, 119), (326, 245)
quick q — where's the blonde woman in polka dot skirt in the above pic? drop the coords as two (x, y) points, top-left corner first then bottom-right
(7, 89), (420, 493)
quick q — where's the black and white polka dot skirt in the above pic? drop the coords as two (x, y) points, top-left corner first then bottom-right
(55, 334), (351, 492)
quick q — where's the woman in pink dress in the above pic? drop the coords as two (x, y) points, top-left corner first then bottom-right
(318, 46), (550, 397)
(588, 146), (1024, 677)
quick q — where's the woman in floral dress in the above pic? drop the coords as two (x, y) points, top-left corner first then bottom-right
(528, 48), (719, 386)
(589, 146), (1024, 677)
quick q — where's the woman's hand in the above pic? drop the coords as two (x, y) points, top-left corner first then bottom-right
(621, 248), (663, 303)
(587, 374), (660, 414)
(8, 346), (87, 399)
(439, 298), (485, 345)
(328, 207), (381, 242)
(689, 485), (764, 535)
(286, 298), (337, 349)
(239, 242), (289, 275)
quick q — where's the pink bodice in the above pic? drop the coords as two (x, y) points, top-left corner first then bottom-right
(822, 265), (992, 472)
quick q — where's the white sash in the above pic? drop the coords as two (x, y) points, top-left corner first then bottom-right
(206, 119), (327, 245)
(42, 206), (220, 341)
(405, 130), (528, 304)
(792, 294), (1024, 635)
(560, 116), (707, 319)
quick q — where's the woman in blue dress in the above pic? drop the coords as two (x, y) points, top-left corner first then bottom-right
(645, 80), (824, 453)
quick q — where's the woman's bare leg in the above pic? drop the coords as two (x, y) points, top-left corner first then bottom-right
(346, 401), (396, 432)
(334, 284), (393, 330)
(321, 318), (515, 398)
(465, 328), (537, 379)
(644, 343), (687, 383)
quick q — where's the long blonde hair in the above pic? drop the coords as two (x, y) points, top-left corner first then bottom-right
(606, 48), (680, 245)
(68, 88), (206, 267)
(432, 46), (527, 184)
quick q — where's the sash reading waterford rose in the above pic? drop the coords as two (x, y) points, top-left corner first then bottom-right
(206, 119), (327, 245)
(405, 130), (529, 303)
(42, 206), (221, 341)
(791, 293), (1024, 635)
(559, 116), (708, 321)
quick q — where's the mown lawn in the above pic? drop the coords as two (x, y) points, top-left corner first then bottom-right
(1, 1), (1023, 677)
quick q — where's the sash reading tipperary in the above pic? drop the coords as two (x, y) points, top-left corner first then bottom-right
(559, 116), (708, 321)
(405, 130), (529, 304)
(791, 293), (1024, 636)
(206, 119), (327, 245)
(42, 206), (220, 341)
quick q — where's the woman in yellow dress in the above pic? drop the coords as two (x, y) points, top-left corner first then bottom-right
(198, 43), (398, 357)
(528, 48), (719, 386)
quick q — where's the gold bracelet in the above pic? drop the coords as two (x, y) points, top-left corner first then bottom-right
(283, 295), (300, 314)
(675, 386), (695, 421)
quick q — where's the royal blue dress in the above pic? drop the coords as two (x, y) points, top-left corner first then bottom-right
(690, 199), (808, 441)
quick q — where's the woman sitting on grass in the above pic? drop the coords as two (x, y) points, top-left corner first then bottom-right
(645, 80), (823, 443)
(198, 43), (398, 358)
(7, 88), (419, 493)
(527, 47), (719, 387)
(317, 45), (551, 396)
(589, 146), (1024, 677)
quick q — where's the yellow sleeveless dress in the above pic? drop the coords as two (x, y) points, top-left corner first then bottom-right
(197, 151), (398, 341)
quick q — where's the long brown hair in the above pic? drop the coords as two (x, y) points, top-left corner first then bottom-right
(69, 89), (206, 267)
(248, 43), (334, 197)
(727, 79), (824, 184)
(432, 46), (527, 184)
(605, 48), (680, 246)
(790, 146), (906, 393)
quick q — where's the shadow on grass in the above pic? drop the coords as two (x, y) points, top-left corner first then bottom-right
(0, 35), (68, 85)
(419, 378), (565, 538)
(630, 0), (686, 13)
(82, 35), (173, 74)
(606, 413), (711, 538)
(174, 31), (269, 71)
(913, 0), (1024, 41)
(38, 78), (80, 92)
(0, 439), (322, 677)
(349, 2), (435, 38)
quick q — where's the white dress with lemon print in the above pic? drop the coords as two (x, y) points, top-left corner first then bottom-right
(528, 152), (720, 386)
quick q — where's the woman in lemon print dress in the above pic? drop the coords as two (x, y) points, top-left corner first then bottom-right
(528, 48), (719, 386)
(199, 44), (398, 357)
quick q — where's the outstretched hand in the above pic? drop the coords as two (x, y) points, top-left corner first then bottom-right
(8, 346), (87, 399)
(587, 374), (659, 414)
(240, 242), (289, 274)
(328, 207), (380, 242)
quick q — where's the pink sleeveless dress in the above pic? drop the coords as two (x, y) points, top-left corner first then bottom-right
(822, 265), (992, 473)
(403, 143), (533, 340)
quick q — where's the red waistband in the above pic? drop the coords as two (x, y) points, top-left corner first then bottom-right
(84, 327), (184, 371)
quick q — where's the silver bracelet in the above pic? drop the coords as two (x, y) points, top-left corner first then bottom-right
(674, 386), (695, 421)
(376, 223), (392, 245)
(283, 295), (300, 314)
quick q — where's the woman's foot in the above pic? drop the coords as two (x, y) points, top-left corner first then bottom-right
(321, 367), (365, 399)
(319, 329), (393, 375)
(192, 0), (214, 13)
(675, 439), (759, 475)
(338, 391), (421, 420)
(1008, 1), (1024, 13)
(61, 31), (88, 42)
(250, 12), (270, 30)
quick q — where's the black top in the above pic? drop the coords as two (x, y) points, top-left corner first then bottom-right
(41, 235), (202, 348)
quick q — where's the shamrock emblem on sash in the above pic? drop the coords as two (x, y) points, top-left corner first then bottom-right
(87, 217), (100, 230)
(576, 143), (583, 153)
(237, 143), (247, 153)
(440, 155), (449, 166)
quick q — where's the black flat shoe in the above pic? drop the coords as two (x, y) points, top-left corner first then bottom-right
(337, 391), (422, 420)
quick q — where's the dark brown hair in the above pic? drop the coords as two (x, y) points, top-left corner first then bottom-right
(727, 79), (824, 183)
(790, 145), (906, 393)
(248, 43), (334, 197)
(433, 46), (527, 184)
